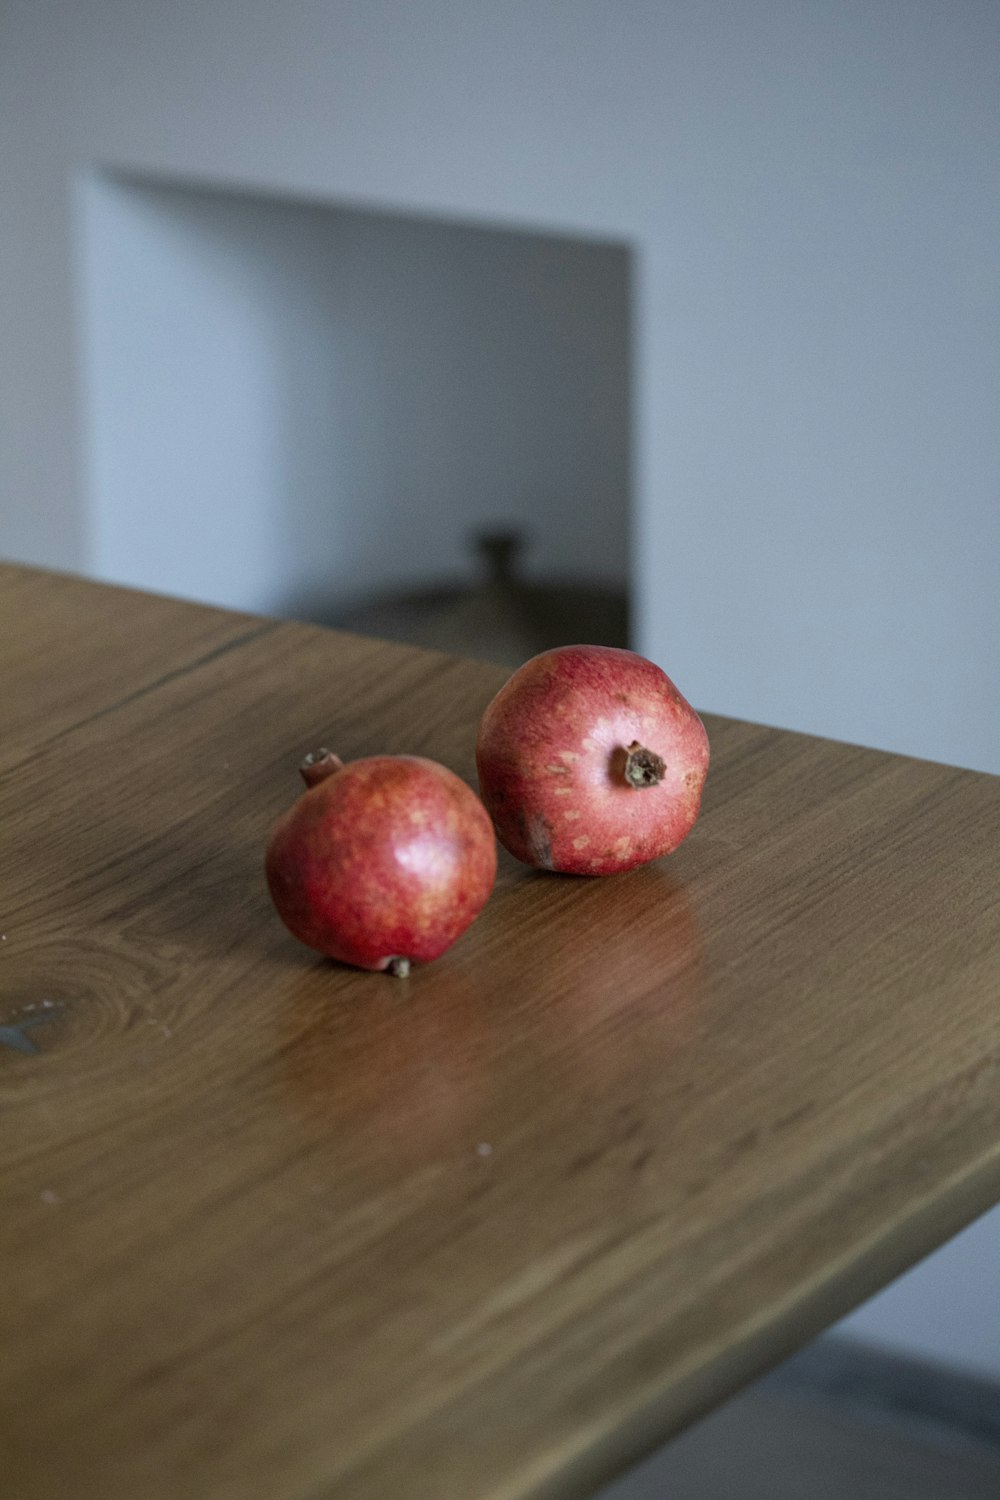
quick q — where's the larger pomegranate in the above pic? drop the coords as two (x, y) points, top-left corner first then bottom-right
(476, 645), (709, 876)
(266, 751), (497, 973)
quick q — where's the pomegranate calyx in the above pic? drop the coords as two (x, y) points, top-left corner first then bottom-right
(386, 957), (411, 979)
(299, 748), (345, 788)
(623, 741), (666, 789)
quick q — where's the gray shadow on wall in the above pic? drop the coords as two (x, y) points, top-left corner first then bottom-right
(80, 170), (633, 658)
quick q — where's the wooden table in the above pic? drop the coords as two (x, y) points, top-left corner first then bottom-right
(2, 562), (999, 1500)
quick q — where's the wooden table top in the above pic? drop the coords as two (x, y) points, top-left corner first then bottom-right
(2, 561), (999, 1500)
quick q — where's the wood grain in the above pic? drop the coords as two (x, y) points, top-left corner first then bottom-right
(1, 561), (999, 1500)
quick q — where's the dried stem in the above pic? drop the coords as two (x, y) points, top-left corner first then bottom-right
(623, 741), (666, 789)
(299, 748), (345, 788)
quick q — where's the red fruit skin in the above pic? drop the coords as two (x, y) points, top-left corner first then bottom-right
(265, 755), (497, 970)
(476, 645), (709, 876)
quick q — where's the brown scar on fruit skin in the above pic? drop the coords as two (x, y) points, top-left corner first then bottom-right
(527, 815), (555, 870)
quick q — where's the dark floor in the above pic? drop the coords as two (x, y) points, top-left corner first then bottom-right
(597, 1339), (1000, 1500)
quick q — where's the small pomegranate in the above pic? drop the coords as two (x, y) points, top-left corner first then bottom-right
(266, 750), (497, 974)
(476, 645), (709, 876)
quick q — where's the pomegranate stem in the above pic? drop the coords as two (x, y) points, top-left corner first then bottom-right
(623, 741), (666, 789)
(299, 748), (345, 787)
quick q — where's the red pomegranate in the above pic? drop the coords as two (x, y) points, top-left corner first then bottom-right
(266, 750), (497, 973)
(476, 645), (709, 875)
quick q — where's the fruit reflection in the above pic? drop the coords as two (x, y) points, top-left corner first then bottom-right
(279, 863), (703, 1179)
(500, 863), (704, 1101)
(280, 957), (497, 1175)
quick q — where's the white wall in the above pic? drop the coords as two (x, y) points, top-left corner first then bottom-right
(634, 4), (1000, 775)
(79, 173), (630, 615)
(2, 0), (998, 1378)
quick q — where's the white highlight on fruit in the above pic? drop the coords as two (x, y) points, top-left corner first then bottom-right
(396, 837), (451, 881)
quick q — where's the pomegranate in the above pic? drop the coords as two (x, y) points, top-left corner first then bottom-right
(476, 645), (709, 875)
(266, 750), (497, 973)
